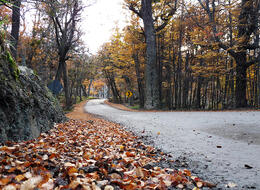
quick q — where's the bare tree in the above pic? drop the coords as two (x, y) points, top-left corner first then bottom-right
(44, 0), (83, 108)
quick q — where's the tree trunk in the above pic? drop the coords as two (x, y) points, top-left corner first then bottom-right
(133, 54), (145, 108)
(157, 34), (163, 108)
(235, 58), (247, 108)
(10, 0), (21, 60)
(79, 85), (82, 101)
(165, 63), (172, 110)
(62, 62), (70, 108)
(258, 62), (260, 108)
(81, 85), (87, 97)
(87, 79), (93, 97)
(196, 76), (201, 109)
(142, 0), (159, 109)
(183, 53), (190, 109)
(55, 56), (70, 108)
(165, 45), (173, 110)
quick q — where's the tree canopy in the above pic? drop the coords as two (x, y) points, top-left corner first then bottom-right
(1, 0), (259, 110)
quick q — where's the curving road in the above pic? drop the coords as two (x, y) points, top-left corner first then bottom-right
(85, 99), (260, 189)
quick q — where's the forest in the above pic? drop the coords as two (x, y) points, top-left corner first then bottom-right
(0, 0), (259, 110)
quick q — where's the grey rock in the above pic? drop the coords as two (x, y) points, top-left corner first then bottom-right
(0, 53), (67, 143)
(18, 66), (34, 76)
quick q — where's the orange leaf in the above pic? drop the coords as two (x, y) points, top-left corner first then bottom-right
(197, 181), (203, 188)
(8, 167), (16, 173)
(68, 167), (78, 176)
(83, 152), (90, 159)
(126, 152), (135, 157)
(0, 178), (10, 185)
(15, 174), (25, 182)
(49, 153), (57, 159)
(124, 183), (137, 190)
(184, 169), (191, 177)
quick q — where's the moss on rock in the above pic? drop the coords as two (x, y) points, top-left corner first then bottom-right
(6, 51), (20, 80)
(0, 49), (67, 143)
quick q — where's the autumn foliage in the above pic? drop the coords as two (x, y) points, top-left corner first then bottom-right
(0, 118), (215, 189)
(96, 0), (260, 110)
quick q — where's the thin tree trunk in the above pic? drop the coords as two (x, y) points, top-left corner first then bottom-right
(62, 62), (70, 108)
(87, 79), (93, 97)
(196, 76), (201, 109)
(166, 46), (173, 110)
(258, 62), (260, 108)
(157, 34), (163, 108)
(183, 52), (189, 109)
(133, 53), (145, 108)
(10, 0), (21, 60)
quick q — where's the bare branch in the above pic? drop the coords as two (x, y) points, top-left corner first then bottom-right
(128, 3), (142, 18)
(156, 0), (178, 32)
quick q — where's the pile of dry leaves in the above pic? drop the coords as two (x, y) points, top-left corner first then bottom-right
(0, 118), (216, 189)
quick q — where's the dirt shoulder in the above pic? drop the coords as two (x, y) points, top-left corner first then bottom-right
(104, 100), (139, 112)
(66, 100), (96, 120)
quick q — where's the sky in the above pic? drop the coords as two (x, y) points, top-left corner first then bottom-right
(82, 0), (128, 54)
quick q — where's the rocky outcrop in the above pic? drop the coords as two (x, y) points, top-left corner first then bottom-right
(0, 50), (67, 143)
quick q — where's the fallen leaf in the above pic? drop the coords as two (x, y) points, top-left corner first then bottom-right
(3, 184), (16, 190)
(0, 178), (10, 185)
(126, 152), (135, 157)
(15, 174), (25, 182)
(135, 167), (144, 178)
(226, 182), (237, 188)
(42, 154), (48, 160)
(244, 164), (253, 169)
(177, 184), (184, 189)
(20, 176), (42, 190)
(104, 185), (114, 190)
(109, 173), (121, 179)
(196, 181), (203, 188)
(68, 167), (78, 175)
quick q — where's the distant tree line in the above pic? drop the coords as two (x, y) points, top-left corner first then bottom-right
(97, 0), (260, 110)
(0, 0), (97, 109)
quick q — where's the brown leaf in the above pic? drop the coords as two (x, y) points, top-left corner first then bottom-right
(20, 176), (42, 190)
(135, 167), (144, 178)
(104, 185), (114, 190)
(126, 152), (135, 157)
(68, 167), (78, 176)
(15, 174), (25, 182)
(109, 173), (121, 179)
(0, 178), (11, 185)
(196, 181), (203, 188)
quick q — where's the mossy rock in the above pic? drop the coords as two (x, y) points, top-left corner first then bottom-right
(0, 50), (67, 143)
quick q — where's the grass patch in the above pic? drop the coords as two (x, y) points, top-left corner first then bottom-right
(129, 104), (140, 110)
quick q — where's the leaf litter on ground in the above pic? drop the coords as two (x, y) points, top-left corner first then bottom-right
(0, 118), (216, 189)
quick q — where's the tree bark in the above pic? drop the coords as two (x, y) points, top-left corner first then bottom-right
(133, 53), (145, 108)
(10, 0), (21, 60)
(142, 0), (159, 109)
(196, 76), (201, 109)
(235, 56), (248, 107)
(87, 79), (93, 97)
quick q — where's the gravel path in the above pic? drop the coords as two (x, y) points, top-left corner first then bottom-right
(85, 99), (260, 189)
